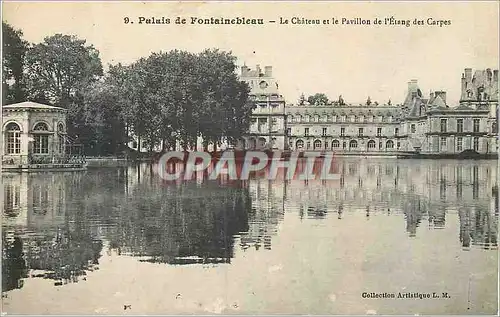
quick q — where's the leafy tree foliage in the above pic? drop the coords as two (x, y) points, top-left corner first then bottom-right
(2, 22), (29, 104)
(24, 34), (103, 107)
(307, 93), (329, 105)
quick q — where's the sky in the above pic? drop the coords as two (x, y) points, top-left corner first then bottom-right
(3, 1), (499, 106)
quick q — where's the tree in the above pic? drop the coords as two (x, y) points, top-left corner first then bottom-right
(307, 93), (329, 105)
(24, 34), (104, 142)
(298, 93), (306, 105)
(24, 34), (103, 108)
(2, 22), (29, 104)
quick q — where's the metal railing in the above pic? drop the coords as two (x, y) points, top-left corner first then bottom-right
(2, 154), (86, 166)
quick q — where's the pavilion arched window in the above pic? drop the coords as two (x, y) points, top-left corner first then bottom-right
(33, 122), (50, 154)
(5, 122), (21, 154)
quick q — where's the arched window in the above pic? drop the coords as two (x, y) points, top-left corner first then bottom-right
(33, 122), (49, 154)
(296, 140), (304, 149)
(33, 122), (49, 131)
(386, 140), (394, 149)
(332, 140), (340, 148)
(5, 122), (21, 154)
(296, 115), (302, 123)
(367, 140), (376, 150)
(313, 139), (322, 150)
(349, 140), (358, 148)
(257, 137), (267, 149)
(314, 115), (319, 122)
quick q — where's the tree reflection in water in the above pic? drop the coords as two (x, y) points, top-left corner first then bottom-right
(2, 236), (28, 292)
(106, 181), (251, 264)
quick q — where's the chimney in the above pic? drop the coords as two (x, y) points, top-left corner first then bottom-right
(264, 66), (272, 77)
(464, 68), (472, 80)
(241, 66), (250, 77)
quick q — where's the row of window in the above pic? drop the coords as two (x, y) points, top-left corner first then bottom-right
(288, 127), (400, 137)
(4, 122), (65, 155)
(439, 136), (480, 152)
(294, 139), (398, 150)
(438, 118), (481, 133)
(287, 114), (394, 124)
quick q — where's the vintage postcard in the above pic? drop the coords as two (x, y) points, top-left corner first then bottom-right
(1, 1), (499, 315)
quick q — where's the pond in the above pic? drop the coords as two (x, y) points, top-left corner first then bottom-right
(1, 158), (498, 314)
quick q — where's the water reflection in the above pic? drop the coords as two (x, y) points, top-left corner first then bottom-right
(1, 159), (498, 293)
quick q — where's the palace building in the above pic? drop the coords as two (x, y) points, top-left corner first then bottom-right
(286, 68), (498, 156)
(238, 65), (287, 150)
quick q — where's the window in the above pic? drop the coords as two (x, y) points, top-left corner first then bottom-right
(34, 135), (49, 154)
(332, 140), (340, 148)
(440, 119), (447, 132)
(473, 119), (480, 132)
(296, 140), (304, 149)
(313, 140), (322, 149)
(440, 137), (447, 150)
(287, 115), (293, 123)
(354, 116), (359, 123)
(304, 115), (310, 122)
(340, 127), (345, 137)
(287, 128), (291, 135)
(314, 115), (319, 122)
(377, 128), (382, 137)
(322, 127), (327, 136)
(349, 140), (358, 148)
(395, 128), (399, 136)
(358, 128), (364, 137)
(304, 128), (309, 136)
(456, 137), (463, 152)
(411, 124), (416, 133)
(457, 119), (463, 133)
(473, 137), (479, 151)
(386, 140), (394, 149)
(367, 140), (376, 149)
(33, 122), (49, 154)
(271, 118), (277, 131)
(296, 115), (301, 123)
(5, 122), (21, 154)
(397, 142), (400, 149)
(379, 141), (382, 149)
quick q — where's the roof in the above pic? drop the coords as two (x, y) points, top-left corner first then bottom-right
(454, 104), (474, 111)
(2, 101), (66, 111)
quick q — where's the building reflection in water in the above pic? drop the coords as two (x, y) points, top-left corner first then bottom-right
(1, 159), (498, 291)
(2, 173), (103, 290)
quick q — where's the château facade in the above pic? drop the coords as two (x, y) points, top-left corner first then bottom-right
(286, 68), (498, 155)
(237, 65), (287, 150)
